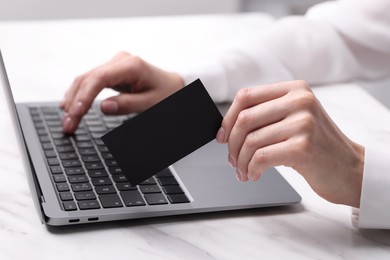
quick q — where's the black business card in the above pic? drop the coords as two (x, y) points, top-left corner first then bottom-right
(101, 79), (223, 186)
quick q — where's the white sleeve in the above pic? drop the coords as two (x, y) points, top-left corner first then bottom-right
(352, 146), (390, 229)
(179, 0), (390, 102)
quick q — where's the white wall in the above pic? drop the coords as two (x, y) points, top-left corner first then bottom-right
(0, 0), (240, 20)
(0, 0), (327, 21)
(241, 0), (325, 17)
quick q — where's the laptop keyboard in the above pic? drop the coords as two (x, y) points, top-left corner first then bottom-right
(29, 105), (190, 211)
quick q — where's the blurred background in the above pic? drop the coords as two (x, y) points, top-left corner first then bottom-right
(1, 0), (389, 107)
(0, 0), (325, 20)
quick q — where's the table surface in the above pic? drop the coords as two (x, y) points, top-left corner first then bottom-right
(1, 14), (390, 260)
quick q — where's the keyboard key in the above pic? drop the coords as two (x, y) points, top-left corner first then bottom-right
(85, 162), (104, 170)
(88, 169), (108, 178)
(42, 143), (54, 150)
(120, 191), (146, 207)
(71, 183), (92, 192)
(78, 148), (97, 155)
(62, 160), (82, 168)
(104, 160), (118, 167)
(34, 122), (45, 129)
(50, 166), (63, 174)
(139, 185), (161, 194)
(116, 182), (137, 191)
(157, 177), (178, 186)
(44, 114), (59, 121)
(63, 201), (77, 211)
(40, 135), (51, 143)
(65, 167), (85, 175)
(42, 106), (58, 114)
(57, 146), (75, 153)
(59, 192), (73, 201)
(75, 135), (90, 142)
(99, 194), (123, 208)
(54, 139), (71, 146)
(47, 121), (61, 127)
(78, 200), (100, 210)
(74, 128), (87, 135)
(155, 168), (173, 178)
(101, 153), (113, 160)
(95, 185), (116, 194)
(144, 194), (168, 205)
(59, 152), (78, 160)
(94, 139), (105, 146)
(44, 150), (57, 158)
(37, 129), (48, 135)
(105, 122), (121, 129)
(51, 133), (68, 139)
(68, 175), (89, 183)
(108, 167), (122, 174)
(56, 183), (70, 192)
(82, 155), (100, 162)
(91, 132), (104, 139)
(88, 126), (106, 132)
(47, 158), (60, 166)
(53, 174), (66, 183)
(162, 185), (184, 194)
(76, 141), (94, 148)
(74, 191), (96, 201)
(86, 120), (103, 127)
(167, 194), (190, 204)
(49, 126), (64, 133)
(112, 174), (127, 182)
(91, 177), (112, 186)
(97, 146), (109, 153)
(139, 177), (157, 185)
(33, 119), (43, 125)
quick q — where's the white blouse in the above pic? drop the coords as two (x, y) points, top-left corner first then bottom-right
(180, 0), (390, 229)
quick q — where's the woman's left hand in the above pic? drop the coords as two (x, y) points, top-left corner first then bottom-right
(216, 80), (364, 208)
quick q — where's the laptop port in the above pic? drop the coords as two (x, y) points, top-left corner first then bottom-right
(68, 219), (80, 223)
(88, 217), (99, 221)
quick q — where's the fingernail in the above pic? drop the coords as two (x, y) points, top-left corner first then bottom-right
(59, 100), (65, 109)
(102, 100), (119, 113)
(74, 101), (84, 116)
(235, 172), (241, 182)
(228, 153), (236, 168)
(216, 127), (225, 143)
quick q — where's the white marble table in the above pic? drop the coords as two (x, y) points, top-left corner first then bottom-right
(1, 14), (390, 260)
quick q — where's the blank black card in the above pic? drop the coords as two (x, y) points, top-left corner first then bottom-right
(101, 79), (223, 186)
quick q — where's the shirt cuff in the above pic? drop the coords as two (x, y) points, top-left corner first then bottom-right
(354, 145), (390, 229)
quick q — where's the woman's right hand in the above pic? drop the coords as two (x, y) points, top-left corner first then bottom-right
(60, 51), (184, 134)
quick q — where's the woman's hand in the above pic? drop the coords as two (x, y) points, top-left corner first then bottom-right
(61, 52), (184, 134)
(216, 80), (365, 208)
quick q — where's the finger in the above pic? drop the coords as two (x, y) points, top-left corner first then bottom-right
(61, 73), (87, 111)
(246, 140), (296, 181)
(66, 56), (145, 131)
(228, 96), (288, 168)
(100, 92), (160, 115)
(235, 118), (293, 180)
(62, 111), (83, 134)
(216, 82), (291, 144)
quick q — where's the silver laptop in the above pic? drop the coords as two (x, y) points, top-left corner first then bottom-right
(1, 50), (301, 226)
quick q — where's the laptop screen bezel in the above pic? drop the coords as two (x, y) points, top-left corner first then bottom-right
(0, 49), (46, 224)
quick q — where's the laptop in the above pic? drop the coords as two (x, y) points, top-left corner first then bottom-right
(1, 50), (301, 226)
